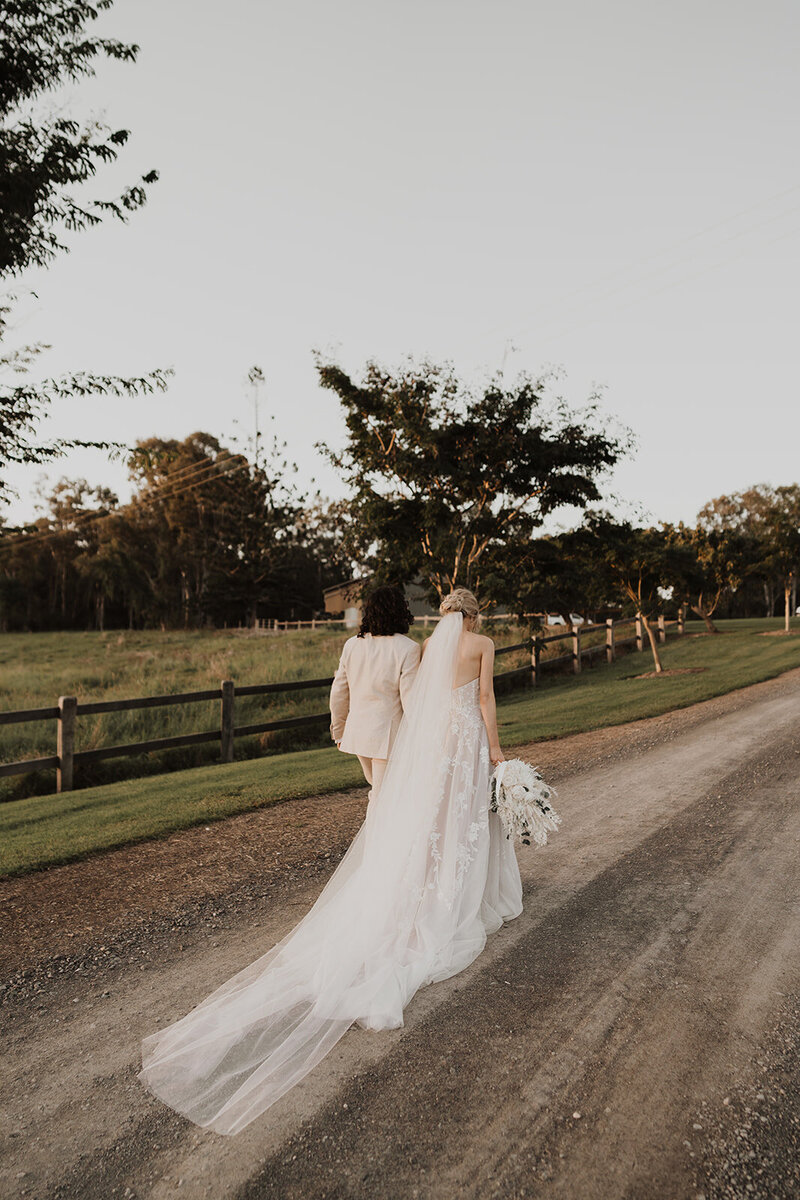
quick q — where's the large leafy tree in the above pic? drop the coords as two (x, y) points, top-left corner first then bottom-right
(0, 0), (167, 497)
(0, 431), (309, 630)
(516, 522), (615, 624)
(128, 432), (302, 628)
(317, 357), (632, 605)
(666, 522), (751, 634)
(698, 485), (800, 630)
(519, 515), (692, 672)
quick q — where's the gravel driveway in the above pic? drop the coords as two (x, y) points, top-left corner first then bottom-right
(2, 669), (800, 1199)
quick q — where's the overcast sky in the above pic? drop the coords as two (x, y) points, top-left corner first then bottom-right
(4, 0), (798, 528)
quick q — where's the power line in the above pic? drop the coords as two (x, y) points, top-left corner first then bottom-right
(0, 454), (248, 554)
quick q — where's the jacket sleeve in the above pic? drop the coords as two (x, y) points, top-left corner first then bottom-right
(329, 643), (350, 742)
(399, 640), (422, 712)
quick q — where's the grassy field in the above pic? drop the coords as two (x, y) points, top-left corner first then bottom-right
(1, 617), (797, 878)
(0, 621), (536, 798)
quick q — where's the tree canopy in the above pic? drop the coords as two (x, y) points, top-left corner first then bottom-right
(0, 432), (350, 630)
(698, 485), (800, 631)
(317, 357), (633, 605)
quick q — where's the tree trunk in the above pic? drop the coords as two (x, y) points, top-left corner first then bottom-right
(690, 599), (719, 634)
(763, 579), (774, 618)
(641, 612), (664, 673)
(786, 579), (792, 634)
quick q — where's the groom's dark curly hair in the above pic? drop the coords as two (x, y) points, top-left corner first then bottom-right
(358, 585), (414, 638)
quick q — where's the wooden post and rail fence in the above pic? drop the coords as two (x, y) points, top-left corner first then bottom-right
(0, 611), (686, 797)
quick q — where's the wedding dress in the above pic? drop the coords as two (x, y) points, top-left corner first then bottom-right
(139, 612), (522, 1134)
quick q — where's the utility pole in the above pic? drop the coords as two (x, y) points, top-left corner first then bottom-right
(500, 339), (518, 380)
(248, 365), (265, 467)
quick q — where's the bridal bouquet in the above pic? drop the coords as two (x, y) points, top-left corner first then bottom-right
(490, 759), (561, 847)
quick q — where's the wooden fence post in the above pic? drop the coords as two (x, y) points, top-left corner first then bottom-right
(606, 618), (615, 664)
(220, 680), (235, 763)
(57, 695), (76, 793)
(572, 626), (582, 674)
(635, 613), (643, 652)
(658, 614), (666, 643)
(532, 637), (542, 687)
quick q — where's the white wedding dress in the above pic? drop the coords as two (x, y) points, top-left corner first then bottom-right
(139, 613), (522, 1134)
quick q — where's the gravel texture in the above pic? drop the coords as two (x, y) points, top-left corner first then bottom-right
(2, 667), (800, 1200)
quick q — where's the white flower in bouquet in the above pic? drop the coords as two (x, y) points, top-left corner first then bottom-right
(490, 758), (561, 847)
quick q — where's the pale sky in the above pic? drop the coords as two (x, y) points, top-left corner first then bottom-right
(4, 0), (799, 529)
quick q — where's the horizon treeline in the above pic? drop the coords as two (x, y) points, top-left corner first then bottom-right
(0, 433), (352, 632)
(0, 428), (797, 634)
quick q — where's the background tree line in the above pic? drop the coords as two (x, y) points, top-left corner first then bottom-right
(0, 431), (351, 630)
(2, 355), (798, 638)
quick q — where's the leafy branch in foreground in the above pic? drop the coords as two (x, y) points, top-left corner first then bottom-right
(0, 0), (166, 497)
(0, 365), (172, 477)
(0, 0), (158, 275)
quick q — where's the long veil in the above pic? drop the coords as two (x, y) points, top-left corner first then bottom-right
(139, 613), (467, 1135)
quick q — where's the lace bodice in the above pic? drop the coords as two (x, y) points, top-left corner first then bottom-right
(451, 675), (480, 706)
(449, 677), (487, 753)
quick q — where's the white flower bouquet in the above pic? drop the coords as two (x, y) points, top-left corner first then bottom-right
(490, 758), (561, 847)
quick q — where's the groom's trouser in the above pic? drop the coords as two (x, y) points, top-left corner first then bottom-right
(357, 756), (388, 796)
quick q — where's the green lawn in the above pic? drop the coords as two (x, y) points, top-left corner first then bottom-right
(0, 621), (532, 799)
(1, 618), (797, 878)
(499, 617), (800, 744)
(0, 625), (358, 799)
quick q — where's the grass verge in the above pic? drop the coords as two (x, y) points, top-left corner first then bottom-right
(1, 619), (797, 878)
(499, 617), (800, 745)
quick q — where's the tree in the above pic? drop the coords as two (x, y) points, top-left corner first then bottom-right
(510, 515), (690, 671)
(517, 523), (615, 625)
(0, 431), (308, 630)
(698, 485), (800, 631)
(0, 0), (167, 496)
(317, 357), (632, 606)
(762, 487), (800, 633)
(278, 498), (359, 618)
(126, 433), (300, 628)
(599, 522), (683, 673)
(666, 522), (750, 634)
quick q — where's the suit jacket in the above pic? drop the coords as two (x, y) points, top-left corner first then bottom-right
(329, 633), (421, 759)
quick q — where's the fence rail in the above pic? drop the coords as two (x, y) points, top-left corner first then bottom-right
(0, 612), (685, 796)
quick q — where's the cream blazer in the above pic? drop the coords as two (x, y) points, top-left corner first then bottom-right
(329, 633), (421, 760)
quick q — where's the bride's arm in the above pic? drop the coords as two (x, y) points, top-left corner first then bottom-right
(478, 638), (504, 765)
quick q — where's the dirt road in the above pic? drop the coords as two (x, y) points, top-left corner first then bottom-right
(3, 671), (800, 1199)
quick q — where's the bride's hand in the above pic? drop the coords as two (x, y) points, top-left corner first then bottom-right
(490, 746), (505, 766)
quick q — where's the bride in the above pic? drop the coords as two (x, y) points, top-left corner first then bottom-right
(139, 587), (523, 1134)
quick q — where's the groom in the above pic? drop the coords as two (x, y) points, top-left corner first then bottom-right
(329, 584), (421, 796)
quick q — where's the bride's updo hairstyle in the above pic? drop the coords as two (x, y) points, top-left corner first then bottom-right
(439, 587), (481, 627)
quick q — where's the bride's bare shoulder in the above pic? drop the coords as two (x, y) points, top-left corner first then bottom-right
(465, 629), (494, 649)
